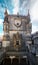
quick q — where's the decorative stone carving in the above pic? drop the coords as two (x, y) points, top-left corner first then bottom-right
(13, 32), (21, 50)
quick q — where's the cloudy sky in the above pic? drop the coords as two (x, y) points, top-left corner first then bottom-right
(0, 0), (38, 36)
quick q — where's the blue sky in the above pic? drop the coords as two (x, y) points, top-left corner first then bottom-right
(0, 0), (38, 36)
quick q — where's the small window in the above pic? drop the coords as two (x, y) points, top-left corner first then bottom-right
(17, 23), (19, 26)
(16, 41), (19, 45)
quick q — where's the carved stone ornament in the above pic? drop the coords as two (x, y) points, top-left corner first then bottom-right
(14, 20), (22, 28)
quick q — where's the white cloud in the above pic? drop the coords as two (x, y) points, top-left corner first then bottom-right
(32, 25), (38, 33)
(0, 19), (3, 36)
(19, 0), (29, 15)
(30, 0), (38, 33)
(0, 33), (3, 36)
(0, 19), (3, 24)
(0, 32), (4, 39)
(30, 0), (36, 8)
(30, 0), (38, 21)
(13, 0), (19, 14)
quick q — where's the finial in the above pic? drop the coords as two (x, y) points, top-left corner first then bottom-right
(17, 12), (19, 17)
(28, 9), (30, 21)
(17, 12), (19, 15)
(28, 9), (30, 16)
(4, 8), (8, 16)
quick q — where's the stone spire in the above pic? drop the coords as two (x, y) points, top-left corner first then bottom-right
(28, 9), (30, 22)
(17, 12), (19, 17)
(4, 8), (9, 23)
(28, 9), (30, 17)
(4, 8), (8, 16)
(17, 12), (19, 15)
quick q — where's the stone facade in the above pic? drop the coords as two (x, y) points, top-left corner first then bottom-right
(0, 9), (38, 65)
(2, 9), (32, 48)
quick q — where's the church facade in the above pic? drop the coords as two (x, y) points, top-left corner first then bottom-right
(0, 9), (38, 65)
(2, 9), (32, 48)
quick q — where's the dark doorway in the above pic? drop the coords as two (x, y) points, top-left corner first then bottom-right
(1, 57), (29, 65)
(20, 58), (28, 65)
(1, 58), (11, 65)
(12, 58), (19, 65)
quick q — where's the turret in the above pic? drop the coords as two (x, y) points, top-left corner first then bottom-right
(28, 9), (30, 16)
(26, 9), (32, 35)
(3, 9), (9, 34)
(2, 9), (10, 48)
(4, 8), (8, 17)
(28, 9), (30, 22)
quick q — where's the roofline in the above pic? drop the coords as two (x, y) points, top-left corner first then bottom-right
(8, 14), (28, 18)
